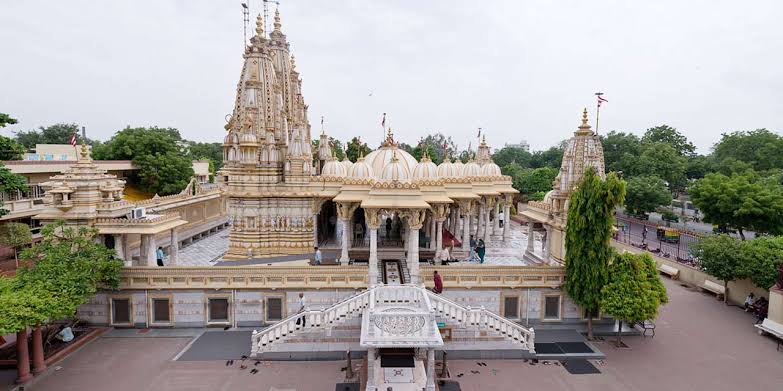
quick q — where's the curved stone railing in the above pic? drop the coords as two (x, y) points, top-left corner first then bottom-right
(251, 288), (375, 355)
(426, 291), (535, 352)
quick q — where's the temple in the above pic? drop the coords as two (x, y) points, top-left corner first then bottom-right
(6, 9), (617, 391)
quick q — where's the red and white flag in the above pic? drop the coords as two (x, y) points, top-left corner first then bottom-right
(597, 95), (608, 107)
(70, 131), (77, 147)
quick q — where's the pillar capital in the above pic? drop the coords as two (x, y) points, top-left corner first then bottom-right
(364, 208), (381, 229)
(403, 209), (426, 230)
(433, 203), (450, 221)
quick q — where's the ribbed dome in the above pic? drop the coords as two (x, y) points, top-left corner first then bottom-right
(339, 156), (353, 172)
(364, 145), (418, 177)
(462, 160), (481, 177)
(437, 158), (459, 178)
(412, 157), (438, 180)
(347, 157), (374, 179)
(224, 133), (238, 145)
(480, 162), (502, 176)
(452, 160), (464, 174)
(239, 132), (258, 145)
(321, 158), (347, 177)
(379, 155), (410, 181)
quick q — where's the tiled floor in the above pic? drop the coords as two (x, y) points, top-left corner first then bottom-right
(176, 231), (230, 266)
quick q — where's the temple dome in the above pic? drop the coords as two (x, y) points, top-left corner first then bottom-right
(437, 158), (459, 178)
(339, 156), (353, 172)
(224, 133), (238, 145)
(364, 145), (417, 178)
(379, 155), (410, 181)
(321, 157), (346, 177)
(461, 160), (481, 177)
(480, 162), (502, 176)
(412, 156), (438, 180)
(239, 132), (258, 145)
(347, 157), (374, 179)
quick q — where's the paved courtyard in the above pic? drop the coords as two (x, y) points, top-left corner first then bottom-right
(7, 278), (782, 391)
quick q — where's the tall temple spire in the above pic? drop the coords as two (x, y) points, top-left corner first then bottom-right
(255, 14), (264, 37)
(273, 8), (282, 32)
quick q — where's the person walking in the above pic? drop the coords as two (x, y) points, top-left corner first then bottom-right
(314, 246), (322, 265)
(297, 292), (307, 328)
(433, 271), (443, 294)
(469, 235), (476, 261)
(498, 210), (504, 228)
(477, 239), (486, 264)
(156, 246), (165, 267)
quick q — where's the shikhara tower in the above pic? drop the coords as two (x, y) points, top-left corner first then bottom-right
(220, 10), (315, 259)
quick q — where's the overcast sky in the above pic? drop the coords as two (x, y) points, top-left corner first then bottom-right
(1, 0), (781, 153)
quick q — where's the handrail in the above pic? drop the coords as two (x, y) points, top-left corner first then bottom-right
(251, 287), (376, 355)
(426, 290), (535, 352)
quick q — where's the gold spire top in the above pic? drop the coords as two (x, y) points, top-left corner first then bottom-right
(80, 142), (89, 161)
(273, 8), (281, 32)
(386, 127), (395, 145)
(577, 107), (593, 134)
(391, 149), (398, 162)
(255, 14), (264, 37)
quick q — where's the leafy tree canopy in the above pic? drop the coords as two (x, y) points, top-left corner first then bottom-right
(624, 175), (672, 217)
(0, 164), (27, 217)
(637, 142), (687, 191)
(492, 146), (532, 169)
(530, 144), (564, 169)
(641, 125), (696, 157)
(0, 113), (18, 128)
(564, 168), (626, 338)
(15, 123), (94, 148)
(513, 167), (558, 200)
(690, 234), (744, 302)
(92, 127), (194, 195)
(739, 236), (783, 290)
(712, 129), (783, 173)
(345, 137), (373, 163)
(690, 172), (783, 238)
(0, 135), (25, 160)
(600, 252), (668, 344)
(601, 131), (642, 174)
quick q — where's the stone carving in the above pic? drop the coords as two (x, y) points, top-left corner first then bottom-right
(373, 313), (426, 335)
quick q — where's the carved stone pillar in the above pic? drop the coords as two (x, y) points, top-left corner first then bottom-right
(113, 234), (125, 264)
(122, 234), (132, 267)
(365, 209), (380, 286)
(503, 202), (511, 240)
(312, 212), (319, 247)
(476, 204), (484, 238)
(428, 216), (436, 250)
(169, 229), (178, 266)
(460, 201), (471, 252)
(493, 202), (501, 235)
(483, 204), (491, 244)
(337, 203), (353, 265)
(436, 219), (444, 254)
(527, 222), (535, 253)
(139, 234), (148, 267)
(406, 209), (424, 285)
(146, 234), (158, 266)
(542, 227), (550, 259)
(366, 348), (377, 391)
(426, 348), (436, 391)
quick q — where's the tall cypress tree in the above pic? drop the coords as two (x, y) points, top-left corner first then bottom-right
(564, 168), (626, 339)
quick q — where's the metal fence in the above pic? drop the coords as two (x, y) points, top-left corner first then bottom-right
(613, 216), (703, 268)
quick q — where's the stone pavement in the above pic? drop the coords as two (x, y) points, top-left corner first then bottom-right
(11, 278), (783, 391)
(176, 231), (229, 266)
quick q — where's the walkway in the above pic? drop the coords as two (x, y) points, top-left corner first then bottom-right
(8, 278), (782, 391)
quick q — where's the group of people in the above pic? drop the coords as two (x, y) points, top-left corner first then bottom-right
(469, 235), (486, 263)
(744, 293), (768, 323)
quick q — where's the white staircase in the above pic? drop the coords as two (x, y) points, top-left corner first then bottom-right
(251, 285), (536, 356)
(426, 291), (536, 352)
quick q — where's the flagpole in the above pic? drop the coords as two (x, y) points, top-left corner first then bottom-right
(594, 92), (604, 135)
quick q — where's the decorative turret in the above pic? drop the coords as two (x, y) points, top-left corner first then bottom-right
(476, 134), (492, 165)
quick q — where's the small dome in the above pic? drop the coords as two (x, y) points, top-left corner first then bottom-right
(347, 157), (374, 179)
(321, 158), (347, 177)
(412, 157), (438, 180)
(340, 156), (353, 172)
(239, 132), (258, 145)
(224, 132), (238, 145)
(380, 155), (410, 181)
(364, 145), (418, 176)
(437, 158), (459, 178)
(480, 162), (502, 176)
(461, 160), (481, 177)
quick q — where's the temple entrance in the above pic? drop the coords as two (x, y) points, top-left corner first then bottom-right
(316, 200), (337, 246)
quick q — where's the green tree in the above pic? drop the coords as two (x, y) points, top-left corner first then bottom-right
(411, 133), (458, 164)
(514, 167), (558, 200)
(641, 125), (696, 157)
(15, 123), (92, 148)
(530, 144), (564, 169)
(492, 146), (532, 169)
(690, 172), (783, 239)
(712, 129), (783, 172)
(564, 168), (626, 339)
(1, 221), (122, 335)
(600, 252), (668, 346)
(186, 141), (223, 182)
(739, 236), (783, 290)
(410, 143), (438, 164)
(0, 113), (18, 128)
(0, 164), (27, 217)
(637, 142), (687, 192)
(0, 223), (32, 268)
(345, 137), (373, 162)
(624, 176), (672, 217)
(601, 131), (642, 174)
(690, 234), (744, 303)
(685, 155), (711, 180)
(92, 127), (194, 195)
(0, 135), (25, 160)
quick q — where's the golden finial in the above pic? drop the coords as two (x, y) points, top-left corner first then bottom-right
(387, 127), (394, 144)
(391, 149), (398, 162)
(80, 142), (89, 160)
(255, 14), (264, 37)
(273, 8), (281, 32)
(581, 108), (589, 126)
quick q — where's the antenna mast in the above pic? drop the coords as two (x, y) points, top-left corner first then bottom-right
(241, 2), (249, 45)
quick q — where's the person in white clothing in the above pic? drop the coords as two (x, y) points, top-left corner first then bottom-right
(297, 292), (307, 328)
(498, 211), (505, 228)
